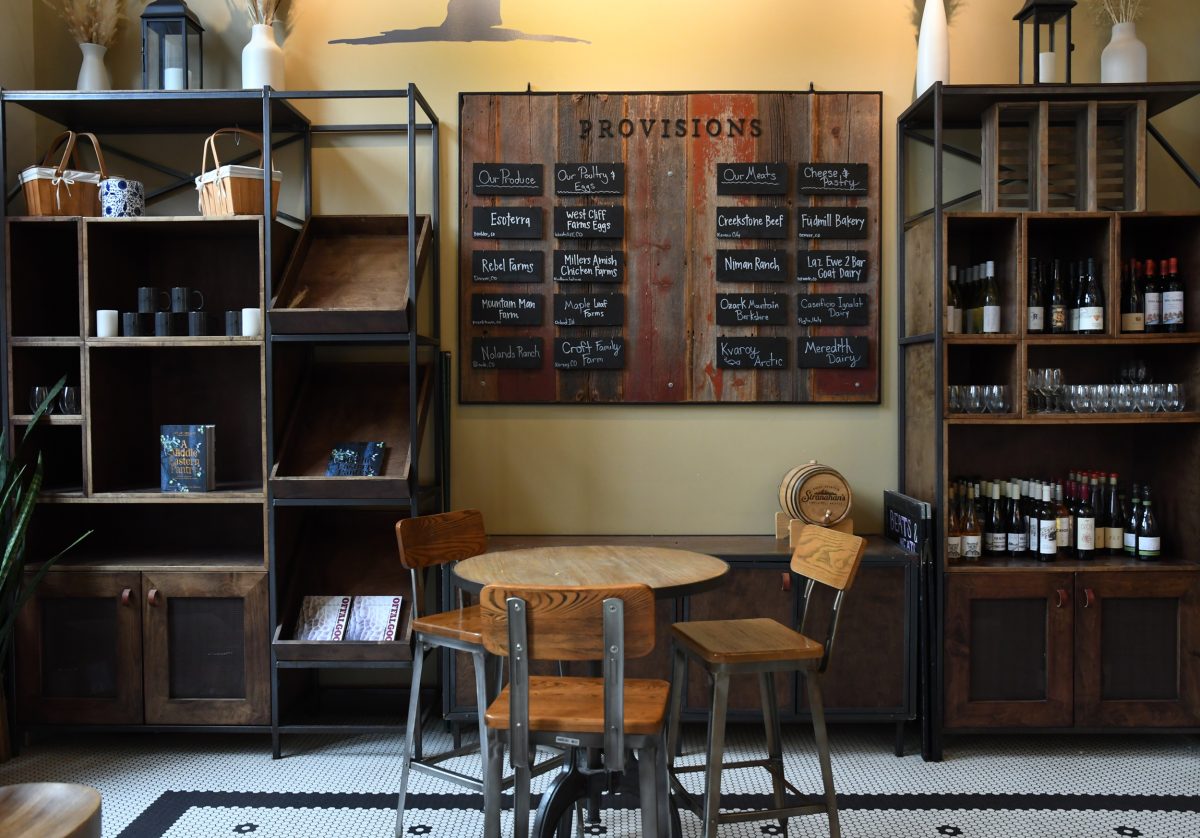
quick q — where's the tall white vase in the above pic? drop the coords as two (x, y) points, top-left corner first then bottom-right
(242, 24), (285, 90)
(76, 43), (111, 91)
(915, 0), (950, 97)
(1100, 22), (1148, 83)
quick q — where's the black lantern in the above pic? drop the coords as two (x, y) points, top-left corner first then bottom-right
(1014, 0), (1076, 84)
(141, 0), (204, 90)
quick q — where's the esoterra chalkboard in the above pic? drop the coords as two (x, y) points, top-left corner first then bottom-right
(473, 207), (543, 239)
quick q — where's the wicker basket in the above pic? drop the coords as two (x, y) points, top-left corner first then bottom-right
(19, 131), (108, 217)
(195, 128), (282, 218)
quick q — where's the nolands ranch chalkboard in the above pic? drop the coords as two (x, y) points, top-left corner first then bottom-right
(460, 90), (881, 404)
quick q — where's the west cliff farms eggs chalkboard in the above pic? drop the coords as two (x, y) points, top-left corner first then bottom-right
(460, 91), (880, 403)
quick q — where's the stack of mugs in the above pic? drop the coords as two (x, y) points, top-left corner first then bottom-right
(94, 288), (261, 338)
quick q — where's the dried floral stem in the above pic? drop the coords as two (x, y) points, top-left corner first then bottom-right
(42, 0), (126, 48)
(1091, 0), (1146, 24)
(246, 0), (284, 26)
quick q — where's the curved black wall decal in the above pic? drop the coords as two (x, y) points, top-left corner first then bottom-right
(330, 0), (590, 45)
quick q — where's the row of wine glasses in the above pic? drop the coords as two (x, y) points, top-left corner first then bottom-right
(30, 385), (80, 416)
(1027, 368), (1065, 412)
(1064, 382), (1186, 413)
(949, 384), (1012, 414)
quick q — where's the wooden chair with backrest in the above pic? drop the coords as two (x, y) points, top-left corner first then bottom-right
(666, 524), (868, 838)
(479, 583), (672, 838)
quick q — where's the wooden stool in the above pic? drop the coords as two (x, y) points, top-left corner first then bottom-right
(0, 783), (101, 838)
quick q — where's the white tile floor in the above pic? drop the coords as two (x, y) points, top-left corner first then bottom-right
(0, 723), (1196, 837)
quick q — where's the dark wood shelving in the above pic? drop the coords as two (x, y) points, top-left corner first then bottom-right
(947, 556), (1200, 573)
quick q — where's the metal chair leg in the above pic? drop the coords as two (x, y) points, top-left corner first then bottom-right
(666, 646), (687, 761)
(654, 731), (673, 838)
(396, 642), (427, 838)
(702, 672), (730, 838)
(483, 729), (504, 838)
(513, 763), (531, 838)
(638, 742), (660, 838)
(807, 672), (840, 838)
(759, 671), (787, 830)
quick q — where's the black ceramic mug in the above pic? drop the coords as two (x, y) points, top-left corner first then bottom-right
(138, 286), (169, 314)
(171, 287), (206, 314)
(121, 311), (140, 337)
(154, 311), (173, 337)
(188, 311), (209, 336)
(224, 310), (242, 337)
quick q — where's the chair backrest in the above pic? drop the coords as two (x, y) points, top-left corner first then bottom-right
(479, 583), (655, 773)
(395, 509), (488, 570)
(790, 524), (867, 591)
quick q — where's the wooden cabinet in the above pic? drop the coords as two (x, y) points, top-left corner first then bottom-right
(17, 570), (268, 726)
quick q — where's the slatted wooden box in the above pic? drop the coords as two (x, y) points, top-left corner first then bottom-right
(982, 100), (1145, 213)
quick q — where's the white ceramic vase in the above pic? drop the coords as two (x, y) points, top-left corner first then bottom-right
(915, 0), (949, 97)
(1100, 22), (1148, 83)
(76, 43), (111, 91)
(242, 23), (285, 90)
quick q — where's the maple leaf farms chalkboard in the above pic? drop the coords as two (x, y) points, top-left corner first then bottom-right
(553, 293), (625, 327)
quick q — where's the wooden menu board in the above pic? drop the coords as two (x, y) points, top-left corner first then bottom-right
(459, 91), (881, 404)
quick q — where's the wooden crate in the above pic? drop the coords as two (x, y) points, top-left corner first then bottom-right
(982, 100), (1145, 213)
(270, 215), (432, 334)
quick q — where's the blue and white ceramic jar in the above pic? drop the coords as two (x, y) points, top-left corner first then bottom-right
(99, 177), (145, 217)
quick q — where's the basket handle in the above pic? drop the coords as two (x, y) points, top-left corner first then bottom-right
(44, 131), (82, 175)
(72, 132), (110, 181)
(200, 128), (266, 176)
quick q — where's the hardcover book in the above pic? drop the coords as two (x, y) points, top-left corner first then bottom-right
(325, 441), (386, 477)
(344, 595), (404, 642)
(294, 595), (353, 642)
(160, 424), (216, 492)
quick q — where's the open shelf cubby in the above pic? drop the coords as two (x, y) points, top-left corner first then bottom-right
(7, 218), (81, 338)
(1119, 213), (1200, 334)
(11, 345), (82, 419)
(946, 214), (1021, 337)
(946, 343), (1019, 418)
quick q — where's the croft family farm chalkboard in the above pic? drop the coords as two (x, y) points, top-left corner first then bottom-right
(460, 90), (881, 404)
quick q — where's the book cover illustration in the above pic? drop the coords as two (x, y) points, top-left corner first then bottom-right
(160, 424), (215, 492)
(325, 441), (386, 477)
(344, 595), (404, 642)
(294, 595), (353, 641)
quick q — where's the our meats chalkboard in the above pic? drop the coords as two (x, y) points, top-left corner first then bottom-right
(461, 90), (881, 404)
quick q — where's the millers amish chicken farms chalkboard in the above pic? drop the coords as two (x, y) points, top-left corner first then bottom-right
(459, 91), (881, 404)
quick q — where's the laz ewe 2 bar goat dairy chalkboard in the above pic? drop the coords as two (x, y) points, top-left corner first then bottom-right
(460, 90), (881, 404)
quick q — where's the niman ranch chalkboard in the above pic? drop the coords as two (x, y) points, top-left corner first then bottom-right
(460, 91), (881, 404)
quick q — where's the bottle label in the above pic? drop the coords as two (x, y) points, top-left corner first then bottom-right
(1121, 312), (1145, 332)
(1056, 516), (1070, 547)
(1051, 306), (1067, 330)
(1163, 291), (1184, 325)
(962, 534), (982, 559)
(1138, 535), (1161, 557)
(1079, 307), (1104, 331)
(1145, 293), (1162, 326)
(983, 306), (1001, 334)
(1105, 527), (1124, 551)
(1076, 518), (1096, 552)
(1124, 531), (1137, 553)
(1027, 307), (1044, 331)
(947, 305), (958, 333)
(1029, 517), (1039, 546)
(1039, 521), (1058, 555)
(1007, 531), (1027, 553)
(986, 532), (1006, 552)
(946, 535), (962, 560)
(1069, 308), (1079, 332)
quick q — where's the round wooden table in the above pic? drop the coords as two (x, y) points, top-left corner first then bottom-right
(453, 544), (730, 598)
(0, 783), (101, 838)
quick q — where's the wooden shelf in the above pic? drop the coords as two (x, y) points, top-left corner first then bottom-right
(10, 337), (82, 347)
(87, 337), (262, 349)
(82, 485), (265, 503)
(947, 556), (1200, 573)
(272, 620), (413, 664)
(948, 412), (1200, 425)
(11, 414), (83, 426)
(1025, 334), (1200, 346)
(943, 334), (1019, 345)
(36, 550), (265, 572)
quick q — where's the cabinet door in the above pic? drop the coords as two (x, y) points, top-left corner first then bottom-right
(1075, 571), (1200, 728)
(15, 571), (143, 725)
(142, 571), (269, 725)
(945, 571), (1074, 729)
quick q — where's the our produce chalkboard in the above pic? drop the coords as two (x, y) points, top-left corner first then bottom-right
(460, 90), (881, 404)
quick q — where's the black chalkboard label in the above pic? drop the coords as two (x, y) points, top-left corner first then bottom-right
(715, 249), (787, 283)
(472, 163), (544, 195)
(717, 163), (788, 195)
(554, 337), (625, 370)
(716, 208), (788, 240)
(797, 336), (870, 369)
(471, 337), (544, 369)
(471, 250), (545, 283)
(796, 294), (869, 326)
(554, 205), (624, 239)
(470, 294), (544, 326)
(715, 294), (788, 326)
(797, 208), (868, 240)
(796, 250), (869, 283)
(553, 250), (625, 283)
(554, 163), (625, 196)
(553, 293), (624, 327)
(798, 163), (869, 196)
(884, 490), (931, 554)
(716, 337), (788, 370)
(473, 207), (543, 239)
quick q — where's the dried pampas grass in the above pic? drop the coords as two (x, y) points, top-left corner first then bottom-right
(42, 0), (127, 47)
(1091, 0), (1146, 24)
(246, 0), (284, 26)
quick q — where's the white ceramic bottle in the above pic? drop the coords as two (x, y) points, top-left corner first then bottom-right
(242, 24), (285, 90)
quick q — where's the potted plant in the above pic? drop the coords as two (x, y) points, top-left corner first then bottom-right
(0, 378), (90, 760)
(41, 0), (131, 90)
(1092, 0), (1148, 83)
(242, 1), (286, 90)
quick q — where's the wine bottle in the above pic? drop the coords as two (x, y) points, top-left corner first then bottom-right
(1124, 482), (1141, 556)
(1078, 257), (1105, 334)
(1144, 258), (1162, 333)
(1007, 481), (1027, 557)
(947, 265), (961, 334)
(1049, 259), (1068, 334)
(1075, 479), (1096, 560)
(1027, 480), (1041, 554)
(1027, 257), (1045, 334)
(1054, 483), (1071, 556)
(1137, 486), (1161, 559)
(985, 483), (1005, 556)
(946, 484), (962, 560)
(969, 265), (983, 334)
(1162, 257), (1184, 333)
(962, 485), (982, 560)
(1037, 484), (1058, 561)
(1068, 260), (1081, 334)
(1121, 259), (1145, 333)
(982, 260), (1001, 334)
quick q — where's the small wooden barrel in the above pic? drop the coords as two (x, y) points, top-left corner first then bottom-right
(779, 461), (852, 526)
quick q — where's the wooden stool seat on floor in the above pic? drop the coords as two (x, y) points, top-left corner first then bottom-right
(672, 617), (824, 664)
(0, 783), (101, 838)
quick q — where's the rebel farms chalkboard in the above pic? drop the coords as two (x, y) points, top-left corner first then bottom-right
(461, 90), (881, 404)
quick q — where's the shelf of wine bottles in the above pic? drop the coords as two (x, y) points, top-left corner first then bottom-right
(946, 472), (1163, 563)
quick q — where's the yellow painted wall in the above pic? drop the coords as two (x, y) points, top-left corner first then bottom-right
(1, 0), (37, 191)
(25, 0), (1200, 534)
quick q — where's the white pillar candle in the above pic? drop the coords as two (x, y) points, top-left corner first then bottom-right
(1038, 52), (1059, 84)
(163, 67), (186, 90)
(96, 309), (118, 337)
(241, 307), (262, 337)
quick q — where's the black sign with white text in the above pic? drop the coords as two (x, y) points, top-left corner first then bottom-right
(795, 294), (869, 326)
(716, 249), (788, 283)
(798, 163), (869, 195)
(553, 250), (625, 283)
(471, 250), (544, 283)
(717, 163), (788, 195)
(470, 294), (544, 326)
(716, 207), (788, 240)
(554, 337), (625, 370)
(796, 250), (868, 283)
(553, 293), (625, 327)
(797, 208), (868, 240)
(473, 207), (543, 239)
(472, 338), (544, 369)
(797, 336), (869, 369)
(472, 163), (544, 195)
(716, 337), (788, 370)
(554, 205), (624, 239)
(716, 294), (788, 326)
(554, 163), (625, 196)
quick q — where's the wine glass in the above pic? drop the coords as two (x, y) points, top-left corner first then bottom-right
(1130, 360), (1149, 386)
(58, 386), (80, 415)
(963, 385), (984, 414)
(1135, 382), (1158, 413)
(949, 385), (963, 414)
(1163, 383), (1185, 412)
(29, 386), (55, 415)
(985, 384), (1008, 414)
(1091, 384), (1112, 413)
(1046, 368), (1064, 413)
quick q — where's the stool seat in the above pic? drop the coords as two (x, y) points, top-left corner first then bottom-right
(485, 675), (670, 735)
(0, 783), (101, 838)
(412, 604), (483, 644)
(671, 618), (824, 666)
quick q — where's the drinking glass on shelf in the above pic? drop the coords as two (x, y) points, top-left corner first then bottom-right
(1163, 383), (1186, 412)
(1135, 382), (1158, 413)
(949, 385), (963, 413)
(1091, 384), (1112, 413)
(985, 384), (1009, 414)
(1113, 383), (1134, 412)
(1069, 384), (1092, 413)
(1130, 360), (1149, 385)
(1026, 369), (1040, 413)
(1046, 368), (1064, 412)
(58, 386), (80, 415)
(963, 385), (984, 414)
(29, 386), (54, 415)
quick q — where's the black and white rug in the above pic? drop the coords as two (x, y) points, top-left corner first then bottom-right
(1, 724), (1196, 837)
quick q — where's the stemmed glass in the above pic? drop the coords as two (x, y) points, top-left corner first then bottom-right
(1027, 369), (1044, 413)
(1044, 368), (1064, 413)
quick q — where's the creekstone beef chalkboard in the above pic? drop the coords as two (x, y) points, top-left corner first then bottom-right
(460, 90), (881, 404)
(555, 163), (625, 196)
(553, 250), (625, 282)
(470, 294), (544, 326)
(472, 250), (545, 283)
(472, 163), (544, 195)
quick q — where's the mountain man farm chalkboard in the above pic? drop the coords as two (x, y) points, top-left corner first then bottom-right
(460, 90), (881, 404)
